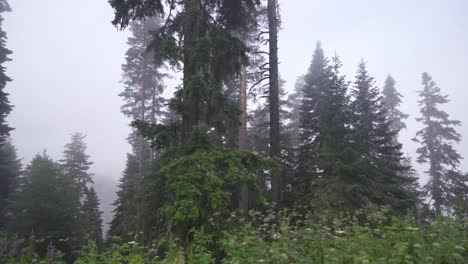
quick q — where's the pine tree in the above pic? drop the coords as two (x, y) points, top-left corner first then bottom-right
(445, 170), (468, 222)
(296, 42), (331, 201)
(0, 1), (16, 228)
(120, 18), (166, 168)
(9, 152), (82, 258)
(0, 140), (21, 228)
(294, 48), (356, 212)
(349, 61), (418, 212)
(0, 0), (12, 144)
(108, 154), (139, 242)
(413, 72), (462, 214)
(285, 75), (305, 150)
(82, 186), (103, 247)
(61, 133), (93, 197)
(382, 75), (409, 139)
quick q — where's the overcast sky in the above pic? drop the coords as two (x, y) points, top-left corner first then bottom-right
(4, 0), (468, 223)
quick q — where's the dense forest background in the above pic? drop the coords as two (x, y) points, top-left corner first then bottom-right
(0, 0), (467, 263)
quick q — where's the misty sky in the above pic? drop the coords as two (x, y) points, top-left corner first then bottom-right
(3, 0), (468, 224)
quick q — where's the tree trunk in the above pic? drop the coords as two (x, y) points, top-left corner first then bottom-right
(149, 84), (157, 162)
(182, 0), (201, 143)
(238, 64), (249, 215)
(139, 80), (145, 175)
(267, 0), (281, 209)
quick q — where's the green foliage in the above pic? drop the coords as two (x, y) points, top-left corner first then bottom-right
(61, 132), (94, 195)
(0, 0), (13, 144)
(151, 127), (272, 238)
(2, 210), (467, 263)
(81, 187), (103, 248)
(8, 152), (83, 260)
(220, 210), (468, 264)
(108, 154), (140, 242)
(0, 140), (21, 228)
(413, 72), (463, 214)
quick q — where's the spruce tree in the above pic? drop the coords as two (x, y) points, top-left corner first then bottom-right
(349, 61), (418, 212)
(61, 133), (93, 196)
(413, 72), (462, 214)
(108, 154), (139, 242)
(382, 75), (409, 139)
(82, 186), (103, 247)
(294, 47), (356, 211)
(0, 1), (16, 228)
(296, 42), (331, 201)
(9, 152), (82, 258)
(0, 140), (21, 228)
(0, 0), (12, 144)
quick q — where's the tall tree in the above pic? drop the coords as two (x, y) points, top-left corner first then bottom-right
(9, 152), (82, 258)
(81, 186), (103, 247)
(248, 82), (293, 205)
(413, 72), (462, 214)
(382, 75), (409, 140)
(120, 18), (166, 169)
(296, 43), (331, 202)
(61, 133), (93, 197)
(267, 0), (281, 208)
(0, 0), (12, 144)
(0, 140), (21, 228)
(350, 61), (418, 212)
(109, 0), (268, 247)
(238, 64), (249, 215)
(0, 0), (16, 227)
(295, 47), (357, 212)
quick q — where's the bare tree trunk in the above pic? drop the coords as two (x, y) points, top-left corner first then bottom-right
(238, 64), (249, 215)
(149, 84), (156, 162)
(267, 0), (281, 209)
(139, 80), (145, 175)
(182, 0), (201, 143)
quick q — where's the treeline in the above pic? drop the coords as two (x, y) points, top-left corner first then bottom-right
(0, 133), (104, 261)
(0, 0), (467, 263)
(104, 0), (467, 256)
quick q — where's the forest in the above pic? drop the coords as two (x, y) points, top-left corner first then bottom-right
(0, 0), (467, 263)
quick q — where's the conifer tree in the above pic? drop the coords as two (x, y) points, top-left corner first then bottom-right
(0, 1), (17, 228)
(296, 43), (331, 201)
(247, 81), (296, 206)
(285, 75), (305, 150)
(382, 75), (409, 140)
(267, 0), (282, 208)
(349, 61), (418, 212)
(0, 140), (21, 228)
(0, 0), (12, 144)
(108, 154), (139, 242)
(294, 47), (356, 211)
(120, 18), (166, 168)
(61, 133), (93, 196)
(9, 152), (82, 258)
(413, 72), (462, 214)
(82, 186), (103, 247)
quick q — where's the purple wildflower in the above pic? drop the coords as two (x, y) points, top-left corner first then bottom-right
(28, 229), (36, 244)
(47, 242), (56, 257)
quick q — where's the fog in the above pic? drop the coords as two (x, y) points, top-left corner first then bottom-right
(4, 0), (468, 230)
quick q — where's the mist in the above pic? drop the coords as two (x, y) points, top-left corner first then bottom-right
(1, 0), (467, 258)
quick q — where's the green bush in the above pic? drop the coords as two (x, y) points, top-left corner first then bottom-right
(2, 210), (467, 263)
